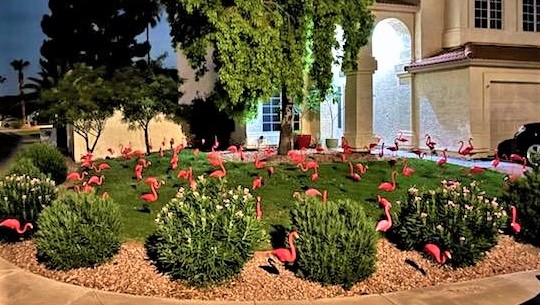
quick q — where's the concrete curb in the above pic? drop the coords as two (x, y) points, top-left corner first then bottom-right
(1, 257), (538, 305)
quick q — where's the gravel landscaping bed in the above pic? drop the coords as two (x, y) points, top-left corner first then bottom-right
(1, 236), (538, 301)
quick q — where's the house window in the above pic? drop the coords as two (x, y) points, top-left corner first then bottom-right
(523, 0), (540, 31)
(262, 93), (300, 132)
(474, 0), (503, 29)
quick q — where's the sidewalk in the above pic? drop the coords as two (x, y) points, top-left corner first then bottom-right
(1, 257), (538, 305)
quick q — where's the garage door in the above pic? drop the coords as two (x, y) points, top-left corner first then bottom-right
(490, 82), (540, 150)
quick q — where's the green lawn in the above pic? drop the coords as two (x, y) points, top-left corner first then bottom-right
(80, 149), (505, 245)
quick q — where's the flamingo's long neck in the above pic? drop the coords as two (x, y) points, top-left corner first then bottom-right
(220, 162), (226, 174)
(288, 234), (297, 261)
(511, 206), (517, 223)
(425, 135), (430, 145)
(468, 138), (474, 149)
(458, 141), (464, 154)
(150, 184), (157, 198)
(443, 150), (448, 160)
(348, 162), (354, 175)
(391, 172), (396, 187)
(384, 205), (392, 226)
(16, 223), (31, 234)
(379, 143), (385, 157)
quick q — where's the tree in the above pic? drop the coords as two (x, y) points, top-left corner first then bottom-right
(39, 0), (161, 84)
(161, 0), (374, 154)
(10, 59), (31, 126)
(114, 67), (180, 155)
(42, 64), (116, 153)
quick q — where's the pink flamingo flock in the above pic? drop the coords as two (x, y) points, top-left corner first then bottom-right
(50, 131), (526, 271)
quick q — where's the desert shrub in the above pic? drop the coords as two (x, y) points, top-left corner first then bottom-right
(35, 192), (121, 270)
(290, 196), (378, 289)
(0, 174), (57, 223)
(17, 143), (67, 184)
(6, 157), (43, 178)
(392, 180), (508, 267)
(147, 177), (264, 287)
(502, 167), (540, 246)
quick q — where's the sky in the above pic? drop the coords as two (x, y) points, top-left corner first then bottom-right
(0, 0), (176, 96)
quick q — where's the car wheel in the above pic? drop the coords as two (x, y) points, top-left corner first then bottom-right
(526, 144), (540, 167)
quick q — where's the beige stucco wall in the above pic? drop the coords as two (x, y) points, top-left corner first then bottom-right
(413, 68), (471, 152)
(414, 0), (445, 59)
(443, 0), (540, 48)
(71, 110), (186, 160)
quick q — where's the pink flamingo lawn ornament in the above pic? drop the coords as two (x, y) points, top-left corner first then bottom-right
(458, 138), (474, 156)
(256, 196), (263, 220)
(378, 171), (397, 192)
(93, 162), (110, 172)
(437, 148), (448, 166)
(424, 243), (452, 265)
(254, 154), (267, 169)
(402, 159), (415, 177)
(425, 134), (437, 151)
(87, 175), (104, 186)
(297, 161), (319, 172)
(267, 166), (274, 177)
(270, 230), (300, 264)
(252, 176), (263, 190)
(491, 149), (500, 168)
(209, 162), (227, 179)
(304, 188), (328, 203)
(375, 204), (392, 232)
(0, 219), (33, 234)
(348, 162), (361, 181)
(140, 180), (161, 204)
(510, 205), (521, 234)
(66, 171), (88, 182)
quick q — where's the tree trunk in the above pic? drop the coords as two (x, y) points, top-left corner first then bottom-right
(278, 86), (293, 155)
(144, 123), (151, 155)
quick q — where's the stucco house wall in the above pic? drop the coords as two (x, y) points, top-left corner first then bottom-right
(414, 68), (471, 152)
(69, 110), (186, 160)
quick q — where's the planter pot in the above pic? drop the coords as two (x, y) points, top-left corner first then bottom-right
(325, 138), (339, 149)
(295, 134), (312, 149)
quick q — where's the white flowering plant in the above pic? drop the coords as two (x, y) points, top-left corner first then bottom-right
(147, 176), (264, 287)
(0, 174), (58, 227)
(391, 180), (508, 267)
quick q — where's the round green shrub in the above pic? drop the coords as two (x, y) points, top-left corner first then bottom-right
(502, 167), (540, 246)
(290, 197), (378, 289)
(147, 177), (264, 287)
(6, 157), (43, 178)
(17, 143), (67, 184)
(0, 174), (57, 224)
(392, 181), (508, 267)
(35, 192), (121, 270)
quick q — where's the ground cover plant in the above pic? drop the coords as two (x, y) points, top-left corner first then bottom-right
(85, 148), (505, 246)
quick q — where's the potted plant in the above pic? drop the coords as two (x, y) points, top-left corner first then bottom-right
(324, 87), (341, 149)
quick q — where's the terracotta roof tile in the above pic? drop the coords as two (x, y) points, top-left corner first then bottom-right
(376, 0), (419, 6)
(405, 43), (540, 70)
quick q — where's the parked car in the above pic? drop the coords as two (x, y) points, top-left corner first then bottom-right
(497, 123), (540, 167)
(0, 116), (22, 129)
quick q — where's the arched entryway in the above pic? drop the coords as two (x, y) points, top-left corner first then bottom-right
(372, 18), (412, 147)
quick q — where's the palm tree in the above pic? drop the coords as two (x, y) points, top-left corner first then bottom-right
(10, 59), (30, 127)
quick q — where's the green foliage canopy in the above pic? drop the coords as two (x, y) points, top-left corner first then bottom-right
(42, 64), (116, 152)
(113, 67), (180, 154)
(162, 0), (374, 115)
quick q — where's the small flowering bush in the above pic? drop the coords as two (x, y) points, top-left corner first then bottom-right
(6, 157), (43, 178)
(392, 180), (508, 267)
(0, 174), (58, 224)
(502, 167), (540, 246)
(290, 196), (378, 289)
(36, 192), (121, 270)
(146, 176), (264, 287)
